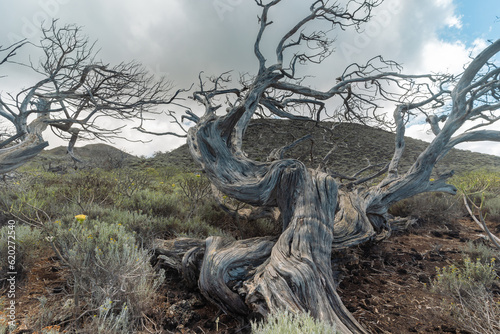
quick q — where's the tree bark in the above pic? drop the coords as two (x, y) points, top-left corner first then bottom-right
(242, 169), (368, 333)
(0, 133), (48, 174)
(0, 113), (49, 174)
(160, 111), (369, 332)
(154, 169), (370, 333)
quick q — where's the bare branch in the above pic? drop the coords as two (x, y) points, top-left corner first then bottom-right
(0, 21), (182, 173)
(0, 40), (27, 66)
(463, 194), (500, 250)
(267, 134), (312, 161)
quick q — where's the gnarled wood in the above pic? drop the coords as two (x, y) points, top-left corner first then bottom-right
(0, 111), (50, 174)
(184, 94), (370, 332)
(162, 3), (499, 333)
(0, 134), (48, 174)
(0, 22), (180, 174)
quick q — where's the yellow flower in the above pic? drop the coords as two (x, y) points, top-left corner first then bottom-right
(196, 174), (201, 177)
(172, 183), (175, 187)
(429, 178), (435, 182)
(75, 214), (87, 222)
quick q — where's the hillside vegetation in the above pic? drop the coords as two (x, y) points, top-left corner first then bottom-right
(1, 120), (499, 333)
(153, 119), (500, 175)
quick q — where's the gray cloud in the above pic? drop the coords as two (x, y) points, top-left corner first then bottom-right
(1, 0), (497, 156)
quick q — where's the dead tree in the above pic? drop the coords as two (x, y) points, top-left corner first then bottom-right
(0, 21), (182, 174)
(154, 1), (500, 333)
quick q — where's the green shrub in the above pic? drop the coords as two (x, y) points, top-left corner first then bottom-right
(432, 257), (497, 294)
(484, 196), (500, 222)
(173, 216), (229, 238)
(0, 169), (121, 223)
(388, 192), (461, 224)
(251, 310), (338, 334)
(432, 257), (500, 334)
(452, 170), (500, 212)
(87, 298), (131, 334)
(462, 241), (499, 264)
(112, 168), (155, 198)
(0, 189), (50, 224)
(452, 170), (500, 196)
(66, 169), (120, 204)
(175, 173), (212, 216)
(83, 207), (176, 246)
(117, 189), (181, 218)
(0, 224), (49, 284)
(47, 217), (164, 331)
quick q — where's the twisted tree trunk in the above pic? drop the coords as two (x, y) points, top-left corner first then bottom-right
(155, 25), (500, 334)
(0, 112), (49, 174)
(155, 167), (369, 333)
(242, 169), (367, 333)
(163, 107), (371, 333)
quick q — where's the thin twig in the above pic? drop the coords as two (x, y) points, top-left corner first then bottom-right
(462, 194), (500, 249)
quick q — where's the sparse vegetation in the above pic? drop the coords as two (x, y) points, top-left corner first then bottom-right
(463, 240), (500, 264)
(0, 225), (49, 282)
(251, 310), (338, 334)
(0, 165), (238, 332)
(431, 255), (500, 334)
(388, 192), (461, 224)
(425, 170), (500, 334)
(44, 217), (164, 333)
(2, 127), (500, 333)
(453, 170), (500, 218)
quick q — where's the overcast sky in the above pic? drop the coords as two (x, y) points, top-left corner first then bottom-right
(1, 0), (499, 157)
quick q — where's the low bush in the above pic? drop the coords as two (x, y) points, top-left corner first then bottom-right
(172, 215), (229, 238)
(452, 170), (500, 197)
(432, 257), (497, 294)
(388, 192), (461, 224)
(452, 170), (500, 220)
(86, 207), (175, 246)
(86, 298), (131, 334)
(0, 224), (49, 284)
(251, 310), (338, 334)
(117, 189), (181, 218)
(484, 196), (500, 222)
(175, 172), (212, 217)
(432, 257), (500, 334)
(463, 240), (499, 264)
(47, 216), (164, 332)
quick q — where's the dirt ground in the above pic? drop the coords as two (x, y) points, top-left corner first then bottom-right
(2, 217), (498, 334)
(337, 219), (477, 334)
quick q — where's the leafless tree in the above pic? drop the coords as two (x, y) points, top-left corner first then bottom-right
(0, 21), (183, 173)
(154, 1), (500, 333)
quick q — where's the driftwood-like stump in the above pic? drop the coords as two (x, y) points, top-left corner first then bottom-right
(157, 104), (371, 332)
(163, 12), (500, 331)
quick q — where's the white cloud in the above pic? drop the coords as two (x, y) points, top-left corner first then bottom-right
(418, 39), (469, 73)
(445, 15), (463, 29)
(406, 120), (500, 159)
(1, 0), (498, 158)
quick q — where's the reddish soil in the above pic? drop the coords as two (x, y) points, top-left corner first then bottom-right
(3, 217), (497, 333)
(337, 219), (476, 334)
